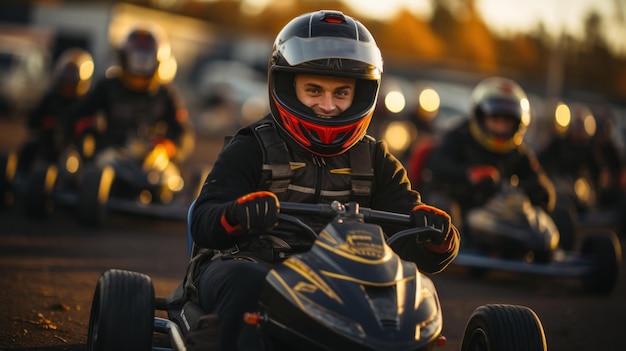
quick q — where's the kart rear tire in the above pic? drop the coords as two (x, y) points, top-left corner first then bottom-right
(78, 167), (112, 226)
(24, 165), (57, 219)
(461, 304), (547, 351)
(0, 154), (9, 208)
(580, 230), (621, 294)
(87, 269), (155, 351)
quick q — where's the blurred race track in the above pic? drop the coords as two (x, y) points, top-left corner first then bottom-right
(1, 119), (625, 351)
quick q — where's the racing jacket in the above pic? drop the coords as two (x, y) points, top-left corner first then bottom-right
(65, 76), (190, 154)
(24, 90), (78, 162)
(191, 115), (458, 274)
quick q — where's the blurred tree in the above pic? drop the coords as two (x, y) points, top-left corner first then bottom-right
(430, 0), (459, 57)
(428, 0), (497, 72)
(455, 2), (497, 72)
(375, 9), (444, 65)
(505, 34), (542, 74)
(560, 11), (623, 99)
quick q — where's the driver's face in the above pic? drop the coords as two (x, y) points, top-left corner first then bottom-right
(484, 114), (517, 136)
(294, 74), (356, 118)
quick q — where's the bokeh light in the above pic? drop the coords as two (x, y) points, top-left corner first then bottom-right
(384, 91), (406, 114)
(554, 102), (571, 135)
(418, 88), (440, 114)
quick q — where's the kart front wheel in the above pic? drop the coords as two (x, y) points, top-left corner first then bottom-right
(24, 165), (57, 219)
(87, 269), (155, 351)
(551, 200), (578, 251)
(78, 167), (114, 226)
(0, 154), (11, 208)
(580, 230), (622, 294)
(461, 304), (547, 351)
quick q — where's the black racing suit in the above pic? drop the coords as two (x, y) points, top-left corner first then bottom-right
(65, 76), (189, 154)
(17, 91), (78, 171)
(538, 136), (600, 185)
(425, 120), (555, 226)
(190, 115), (459, 350)
(538, 136), (601, 210)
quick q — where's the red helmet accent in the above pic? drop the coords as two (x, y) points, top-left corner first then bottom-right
(273, 95), (373, 156)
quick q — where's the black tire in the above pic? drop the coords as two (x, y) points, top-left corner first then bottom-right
(0, 152), (21, 208)
(78, 167), (113, 226)
(0, 154), (9, 208)
(24, 165), (57, 219)
(87, 269), (155, 351)
(551, 200), (578, 251)
(461, 304), (547, 351)
(580, 230), (622, 294)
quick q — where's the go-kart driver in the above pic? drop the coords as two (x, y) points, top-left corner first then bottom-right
(188, 10), (460, 351)
(65, 26), (192, 163)
(425, 77), (555, 234)
(16, 48), (94, 173)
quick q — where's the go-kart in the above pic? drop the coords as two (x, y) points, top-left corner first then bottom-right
(0, 133), (92, 217)
(449, 184), (622, 294)
(549, 174), (623, 249)
(86, 200), (548, 351)
(75, 137), (208, 226)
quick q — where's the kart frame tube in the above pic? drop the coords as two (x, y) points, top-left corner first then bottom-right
(153, 317), (187, 351)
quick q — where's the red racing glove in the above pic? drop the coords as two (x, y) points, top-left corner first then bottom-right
(410, 204), (453, 253)
(152, 137), (178, 158)
(220, 191), (280, 235)
(467, 165), (500, 184)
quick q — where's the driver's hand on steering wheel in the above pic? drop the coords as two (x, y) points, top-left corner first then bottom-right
(410, 204), (453, 252)
(221, 191), (280, 235)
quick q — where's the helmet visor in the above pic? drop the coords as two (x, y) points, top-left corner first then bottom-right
(480, 97), (523, 120)
(279, 36), (383, 76)
(127, 49), (158, 76)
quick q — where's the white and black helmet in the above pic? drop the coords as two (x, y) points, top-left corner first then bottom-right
(469, 77), (531, 153)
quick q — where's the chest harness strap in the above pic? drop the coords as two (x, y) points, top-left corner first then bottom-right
(253, 122), (293, 199)
(252, 121), (374, 206)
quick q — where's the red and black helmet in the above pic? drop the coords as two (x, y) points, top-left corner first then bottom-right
(268, 10), (383, 156)
(118, 27), (160, 78)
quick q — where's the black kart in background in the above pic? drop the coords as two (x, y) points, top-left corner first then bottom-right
(450, 185), (621, 295)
